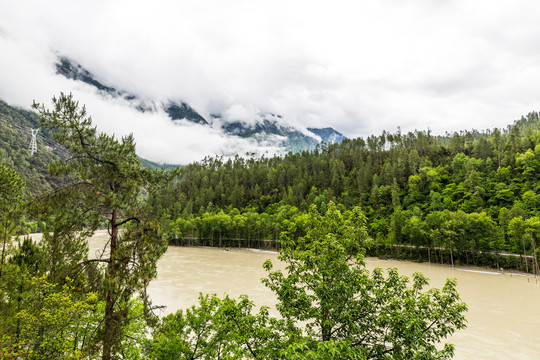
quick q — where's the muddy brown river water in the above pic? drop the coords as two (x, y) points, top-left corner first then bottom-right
(65, 231), (540, 359)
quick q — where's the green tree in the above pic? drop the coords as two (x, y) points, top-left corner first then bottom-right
(0, 237), (45, 357)
(33, 93), (168, 360)
(263, 203), (467, 358)
(508, 216), (540, 274)
(0, 163), (25, 279)
(146, 294), (297, 360)
(10, 276), (98, 360)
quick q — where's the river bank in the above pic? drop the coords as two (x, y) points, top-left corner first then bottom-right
(168, 235), (538, 276)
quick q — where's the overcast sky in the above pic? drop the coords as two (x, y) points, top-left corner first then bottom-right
(2, 0), (540, 164)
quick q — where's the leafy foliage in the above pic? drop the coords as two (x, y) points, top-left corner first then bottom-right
(264, 203), (467, 359)
(152, 111), (540, 271)
(0, 163), (25, 278)
(30, 93), (168, 359)
(9, 276), (98, 360)
(147, 203), (467, 359)
(146, 294), (297, 359)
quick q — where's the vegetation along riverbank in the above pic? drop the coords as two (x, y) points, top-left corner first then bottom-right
(149, 111), (540, 276)
(4, 92), (540, 357)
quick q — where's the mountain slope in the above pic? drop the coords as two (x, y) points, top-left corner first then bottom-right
(218, 115), (320, 153)
(0, 100), (64, 195)
(56, 56), (207, 124)
(55, 57), (345, 154)
(0, 99), (178, 195)
(164, 102), (207, 125)
(307, 127), (346, 144)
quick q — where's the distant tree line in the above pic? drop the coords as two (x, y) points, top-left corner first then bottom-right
(149, 111), (540, 271)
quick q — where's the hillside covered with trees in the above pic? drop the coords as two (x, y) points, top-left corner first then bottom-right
(149, 111), (540, 272)
(3, 96), (540, 271)
(0, 100), (177, 196)
(0, 100), (65, 195)
(0, 94), (467, 359)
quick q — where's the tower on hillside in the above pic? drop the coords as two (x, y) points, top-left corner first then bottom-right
(29, 128), (39, 155)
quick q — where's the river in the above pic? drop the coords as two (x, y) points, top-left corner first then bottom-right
(71, 231), (540, 359)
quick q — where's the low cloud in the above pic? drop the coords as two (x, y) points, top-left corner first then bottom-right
(222, 104), (261, 125)
(2, 0), (540, 163)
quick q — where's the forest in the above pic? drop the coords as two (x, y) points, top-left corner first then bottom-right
(6, 96), (540, 273)
(0, 94), (471, 359)
(147, 111), (540, 273)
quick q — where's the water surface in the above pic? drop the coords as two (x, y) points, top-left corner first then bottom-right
(75, 231), (540, 359)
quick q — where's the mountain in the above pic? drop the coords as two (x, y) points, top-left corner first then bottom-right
(307, 127), (346, 144)
(164, 102), (207, 125)
(216, 113), (320, 153)
(0, 100), (64, 195)
(0, 99), (179, 195)
(55, 57), (345, 154)
(56, 56), (207, 124)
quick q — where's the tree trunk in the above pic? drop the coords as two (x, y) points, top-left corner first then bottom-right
(0, 226), (8, 279)
(102, 206), (118, 360)
(531, 238), (539, 280)
(522, 238), (529, 274)
(321, 306), (331, 342)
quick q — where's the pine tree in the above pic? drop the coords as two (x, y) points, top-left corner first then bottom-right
(0, 163), (25, 280)
(33, 93), (168, 360)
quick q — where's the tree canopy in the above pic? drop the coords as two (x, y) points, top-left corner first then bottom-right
(147, 203), (467, 359)
(31, 93), (168, 360)
(149, 111), (540, 272)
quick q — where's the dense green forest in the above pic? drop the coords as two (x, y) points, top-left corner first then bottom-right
(0, 94), (467, 359)
(3, 97), (540, 270)
(148, 111), (540, 272)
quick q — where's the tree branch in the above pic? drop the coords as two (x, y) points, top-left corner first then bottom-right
(115, 217), (141, 227)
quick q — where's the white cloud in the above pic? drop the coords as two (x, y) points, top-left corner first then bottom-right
(222, 104), (261, 125)
(2, 0), (540, 163)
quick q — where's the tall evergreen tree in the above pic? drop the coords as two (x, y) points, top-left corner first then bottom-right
(0, 163), (25, 279)
(33, 93), (168, 360)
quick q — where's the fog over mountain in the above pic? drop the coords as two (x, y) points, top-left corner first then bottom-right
(2, 0), (540, 163)
(53, 56), (341, 159)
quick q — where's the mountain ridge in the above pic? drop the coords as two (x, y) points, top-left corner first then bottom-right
(55, 56), (346, 154)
